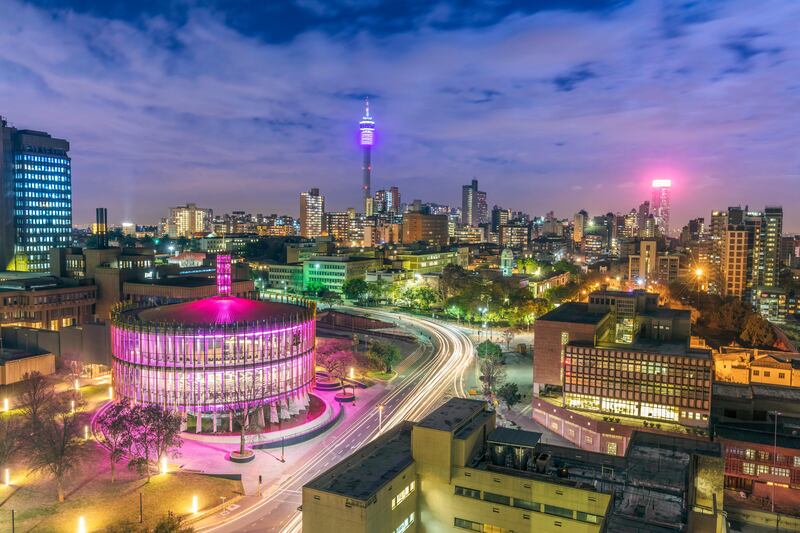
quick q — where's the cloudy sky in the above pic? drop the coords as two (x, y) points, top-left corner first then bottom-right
(1, 0), (798, 230)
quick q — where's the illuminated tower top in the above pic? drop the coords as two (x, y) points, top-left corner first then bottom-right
(217, 254), (232, 296)
(359, 98), (375, 146)
(651, 179), (671, 237)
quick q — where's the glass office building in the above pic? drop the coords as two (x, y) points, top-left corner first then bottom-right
(1, 118), (72, 272)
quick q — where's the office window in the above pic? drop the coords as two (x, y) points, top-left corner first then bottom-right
(772, 467), (789, 478)
(395, 513), (414, 533)
(454, 518), (482, 532)
(483, 492), (510, 506)
(743, 463), (755, 475)
(513, 498), (539, 511)
(391, 481), (415, 509)
(455, 486), (481, 499)
(576, 511), (601, 524)
(544, 505), (573, 519)
(757, 465), (769, 476)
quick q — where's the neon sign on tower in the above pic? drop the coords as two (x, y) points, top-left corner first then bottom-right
(359, 98), (375, 210)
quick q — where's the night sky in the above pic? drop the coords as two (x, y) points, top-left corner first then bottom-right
(1, 0), (798, 230)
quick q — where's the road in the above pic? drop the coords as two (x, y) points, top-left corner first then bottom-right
(195, 310), (475, 533)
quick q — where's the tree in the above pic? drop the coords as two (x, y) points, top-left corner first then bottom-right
(740, 314), (777, 348)
(342, 278), (369, 302)
(152, 512), (194, 533)
(125, 405), (182, 480)
(496, 383), (521, 409)
(316, 340), (355, 387)
(305, 280), (326, 297)
(0, 414), (20, 479)
(26, 395), (88, 502)
(19, 371), (55, 431)
(96, 401), (132, 483)
(476, 340), (502, 359)
(368, 341), (401, 373)
(319, 290), (341, 309)
(479, 355), (506, 396)
(366, 279), (390, 304)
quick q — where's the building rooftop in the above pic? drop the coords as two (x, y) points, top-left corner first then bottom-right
(591, 338), (709, 358)
(133, 296), (308, 326)
(487, 428), (542, 448)
(536, 302), (608, 325)
(716, 423), (800, 450)
(415, 398), (486, 432)
(305, 422), (414, 501)
(0, 347), (49, 364)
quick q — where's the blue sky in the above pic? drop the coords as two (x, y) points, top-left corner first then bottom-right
(1, 0), (798, 230)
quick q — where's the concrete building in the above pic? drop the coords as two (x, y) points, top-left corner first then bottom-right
(0, 273), (96, 330)
(461, 179), (487, 226)
(324, 211), (353, 243)
(303, 256), (380, 293)
(265, 264), (304, 293)
(303, 398), (725, 533)
(389, 249), (460, 274)
(166, 203), (212, 238)
(499, 224), (530, 249)
(572, 210), (587, 245)
(300, 188), (325, 238)
(627, 240), (681, 285)
(0, 118), (72, 272)
(651, 179), (671, 236)
(402, 212), (449, 246)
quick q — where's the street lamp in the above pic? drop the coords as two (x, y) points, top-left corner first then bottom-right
(191, 495), (199, 514)
(771, 411), (781, 514)
(77, 516), (86, 533)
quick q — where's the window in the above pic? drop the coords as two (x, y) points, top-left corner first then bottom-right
(743, 463), (755, 475)
(745, 449), (756, 460)
(483, 492), (510, 506)
(576, 511), (601, 524)
(757, 465), (769, 476)
(764, 371), (771, 378)
(454, 518), (482, 532)
(758, 451), (770, 461)
(753, 370), (760, 376)
(772, 467), (790, 478)
(395, 513), (414, 533)
(455, 486), (481, 499)
(779, 373), (786, 379)
(513, 498), (539, 511)
(544, 505), (573, 519)
(607, 442), (618, 455)
(794, 456), (800, 468)
(391, 481), (415, 509)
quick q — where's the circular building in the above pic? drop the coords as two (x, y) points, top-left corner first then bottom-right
(110, 290), (316, 422)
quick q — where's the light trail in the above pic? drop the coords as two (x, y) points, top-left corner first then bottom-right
(197, 311), (474, 533)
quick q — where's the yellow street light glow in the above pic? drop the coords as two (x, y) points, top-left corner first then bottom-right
(108, 386), (114, 400)
(192, 494), (199, 514)
(695, 267), (704, 277)
(77, 516), (87, 533)
(4, 468), (9, 486)
(74, 379), (79, 391)
(2, 398), (8, 412)
(160, 456), (168, 475)
(84, 425), (90, 440)
(70, 400), (75, 414)
(348, 367), (355, 379)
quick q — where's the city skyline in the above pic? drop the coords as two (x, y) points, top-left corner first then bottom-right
(0, 0), (798, 230)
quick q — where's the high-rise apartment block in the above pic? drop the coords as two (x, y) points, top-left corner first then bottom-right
(401, 212), (449, 246)
(300, 188), (325, 238)
(720, 206), (782, 301)
(461, 179), (487, 226)
(0, 118), (72, 272)
(166, 203), (212, 238)
(572, 210), (587, 244)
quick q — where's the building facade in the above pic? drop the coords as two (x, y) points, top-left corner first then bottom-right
(402, 213), (449, 246)
(461, 179), (487, 226)
(300, 188), (325, 238)
(0, 118), (72, 272)
(167, 203), (212, 238)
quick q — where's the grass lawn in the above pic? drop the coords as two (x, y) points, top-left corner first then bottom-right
(366, 370), (397, 381)
(0, 443), (242, 532)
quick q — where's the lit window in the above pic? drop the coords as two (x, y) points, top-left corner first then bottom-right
(743, 463), (755, 475)
(391, 481), (415, 509)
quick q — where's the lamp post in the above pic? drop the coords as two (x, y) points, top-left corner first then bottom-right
(771, 410), (780, 514)
(694, 267), (704, 308)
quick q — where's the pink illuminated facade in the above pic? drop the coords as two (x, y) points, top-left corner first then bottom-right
(110, 295), (316, 414)
(216, 253), (232, 296)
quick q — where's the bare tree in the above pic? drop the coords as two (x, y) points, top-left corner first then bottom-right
(479, 355), (506, 397)
(0, 414), (21, 477)
(26, 395), (88, 502)
(502, 329), (515, 350)
(317, 341), (355, 388)
(19, 371), (55, 430)
(124, 404), (182, 481)
(96, 401), (132, 482)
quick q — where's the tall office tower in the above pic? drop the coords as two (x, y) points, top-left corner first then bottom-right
(373, 189), (387, 213)
(461, 179), (487, 226)
(637, 201), (650, 236)
(359, 98), (375, 212)
(167, 203), (212, 238)
(721, 228), (751, 298)
(761, 206), (782, 288)
(0, 118), (72, 272)
(388, 186), (400, 214)
(572, 210), (588, 244)
(490, 205), (511, 233)
(622, 209), (638, 238)
(651, 179), (671, 236)
(94, 207), (109, 249)
(300, 188), (325, 238)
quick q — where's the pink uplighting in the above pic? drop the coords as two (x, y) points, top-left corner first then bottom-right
(216, 254), (232, 296)
(110, 296), (317, 413)
(651, 179), (672, 188)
